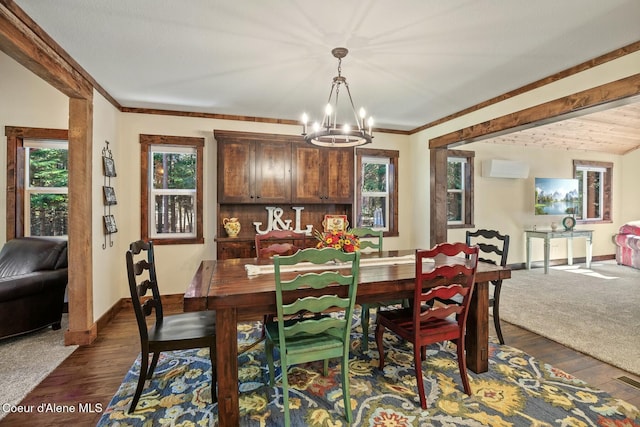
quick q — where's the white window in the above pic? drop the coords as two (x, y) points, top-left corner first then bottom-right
(149, 145), (197, 239)
(24, 139), (68, 237)
(358, 156), (390, 231)
(447, 156), (466, 225)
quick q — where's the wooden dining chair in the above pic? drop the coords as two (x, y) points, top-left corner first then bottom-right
(126, 240), (217, 413)
(253, 229), (308, 349)
(255, 229), (307, 259)
(466, 229), (510, 344)
(352, 227), (408, 352)
(375, 242), (479, 409)
(265, 247), (360, 426)
(351, 227), (383, 351)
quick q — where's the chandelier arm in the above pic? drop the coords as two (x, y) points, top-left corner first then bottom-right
(324, 82), (337, 130)
(343, 83), (364, 133)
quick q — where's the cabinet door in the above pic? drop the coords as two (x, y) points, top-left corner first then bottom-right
(291, 144), (325, 203)
(217, 241), (254, 260)
(218, 141), (254, 203)
(254, 140), (291, 203)
(325, 148), (354, 203)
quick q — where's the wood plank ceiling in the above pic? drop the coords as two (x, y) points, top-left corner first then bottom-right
(483, 102), (640, 155)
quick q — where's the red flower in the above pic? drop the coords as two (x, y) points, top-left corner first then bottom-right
(314, 229), (360, 252)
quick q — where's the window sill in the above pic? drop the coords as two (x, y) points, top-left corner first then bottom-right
(148, 237), (204, 245)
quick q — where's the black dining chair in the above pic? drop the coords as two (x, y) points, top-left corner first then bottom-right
(126, 240), (217, 413)
(466, 229), (510, 344)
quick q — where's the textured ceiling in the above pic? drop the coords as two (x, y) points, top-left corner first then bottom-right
(13, 0), (640, 133)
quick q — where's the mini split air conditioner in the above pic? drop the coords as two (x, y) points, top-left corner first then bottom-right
(482, 159), (529, 179)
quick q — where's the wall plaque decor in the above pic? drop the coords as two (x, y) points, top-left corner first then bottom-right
(102, 141), (117, 248)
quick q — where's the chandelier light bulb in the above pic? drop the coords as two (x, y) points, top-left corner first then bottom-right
(312, 122), (320, 132)
(343, 124), (351, 134)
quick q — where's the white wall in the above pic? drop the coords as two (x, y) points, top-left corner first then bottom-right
(621, 148), (640, 223)
(92, 90), (122, 317)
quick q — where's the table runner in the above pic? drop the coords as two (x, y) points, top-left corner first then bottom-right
(244, 254), (416, 277)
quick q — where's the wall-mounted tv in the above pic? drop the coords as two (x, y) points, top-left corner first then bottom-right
(534, 178), (579, 215)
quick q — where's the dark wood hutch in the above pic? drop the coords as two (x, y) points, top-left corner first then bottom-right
(215, 130), (354, 259)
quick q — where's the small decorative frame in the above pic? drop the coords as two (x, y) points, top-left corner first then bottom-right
(103, 186), (117, 205)
(102, 141), (116, 248)
(103, 155), (117, 177)
(322, 215), (348, 233)
(103, 215), (118, 234)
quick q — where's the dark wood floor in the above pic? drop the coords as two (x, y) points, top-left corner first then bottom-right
(2, 304), (639, 426)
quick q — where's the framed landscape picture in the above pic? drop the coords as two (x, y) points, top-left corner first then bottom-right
(534, 177), (579, 215)
(103, 186), (117, 205)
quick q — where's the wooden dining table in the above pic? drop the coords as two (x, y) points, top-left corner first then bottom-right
(184, 249), (511, 427)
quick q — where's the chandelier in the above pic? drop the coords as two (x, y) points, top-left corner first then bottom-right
(301, 47), (374, 147)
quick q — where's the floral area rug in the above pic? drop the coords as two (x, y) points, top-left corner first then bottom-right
(97, 316), (639, 426)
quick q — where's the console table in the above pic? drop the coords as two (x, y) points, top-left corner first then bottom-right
(525, 229), (593, 274)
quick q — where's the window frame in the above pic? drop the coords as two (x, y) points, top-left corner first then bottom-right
(140, 134), (204, 245)
(573, 159), (612, 224)
(355, 148), (399, 237)
(447, 149), (474, 229)
(5, 126), (69, 240)
(23, 139), (69, 237)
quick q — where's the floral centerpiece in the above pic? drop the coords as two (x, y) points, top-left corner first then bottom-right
(314, 229), (360, 253)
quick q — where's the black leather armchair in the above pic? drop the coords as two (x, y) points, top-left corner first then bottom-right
(0, 237), (68, 340)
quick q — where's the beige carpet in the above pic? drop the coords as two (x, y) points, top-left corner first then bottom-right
(0, 314), (77, 420)
(500, 260), (640, 375)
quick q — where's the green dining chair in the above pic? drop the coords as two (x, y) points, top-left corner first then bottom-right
(350, 227), (383, 351)
(352, 227), (408, 352)
(265, 247), (360, 426)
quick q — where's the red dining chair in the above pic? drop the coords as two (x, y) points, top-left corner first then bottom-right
(252, 229), (308, 350)
(375, 242), (479, 409)
(255, 229), (307, 259)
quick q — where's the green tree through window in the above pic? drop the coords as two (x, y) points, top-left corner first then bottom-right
(26, 141), (69, 236)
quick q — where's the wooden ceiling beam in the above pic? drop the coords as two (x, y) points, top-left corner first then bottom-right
(0, 0), (92, 99)
(429, 73), (640, 149)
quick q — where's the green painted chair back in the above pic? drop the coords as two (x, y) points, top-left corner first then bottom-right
(350, 227), (383, 253)
(265, 247), (360, 426)
(350, 227), (404, 352)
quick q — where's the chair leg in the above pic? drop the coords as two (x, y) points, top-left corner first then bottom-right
(413, 344), (428, 409)
(129, 350), (149, 413)
(341, 352), (353, 423)
(375, 320), (385, 370)
(265, 338), (275, 387)
(361, 304), (371, 352)
(455, 337), (472, 396)
(147, 352), (160, 378)
(281, 362), (291, 427)
(209, 345), (217, 403)
(492, 282), (505, 345)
